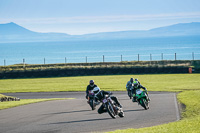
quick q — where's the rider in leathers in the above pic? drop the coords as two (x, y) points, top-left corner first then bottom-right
(126, 78), (134, 99)
(93, 87), (122, 114)
(85, 80), (97, 99)
(132, 81), (148, 102)
(126, 78), (142, 99)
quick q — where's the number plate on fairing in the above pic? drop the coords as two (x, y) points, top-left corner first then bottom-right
(89, 91), (94, 95)
(136, 90), (142, 94)
(102, 99), (107, 103)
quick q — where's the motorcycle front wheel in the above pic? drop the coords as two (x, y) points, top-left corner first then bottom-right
(106, 102), (116, 119)
(89, 99), (96, 110)
(140, 98), (148, 110)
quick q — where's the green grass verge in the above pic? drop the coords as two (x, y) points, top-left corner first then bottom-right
(0, 94), (6, 97)
(0, 74), (199, 93)
(107, 116), (200, 133)
(0, 98), (74, 110)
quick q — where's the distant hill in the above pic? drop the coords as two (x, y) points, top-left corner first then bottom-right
(0, 22), (37, 35)
(0, 22), (71, 42)
(0, 22), (200, 43)
(78, 22), (200, 40)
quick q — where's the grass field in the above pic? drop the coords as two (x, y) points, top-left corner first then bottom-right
(0, 74), (199, 93)
(0, 74), (200, 132)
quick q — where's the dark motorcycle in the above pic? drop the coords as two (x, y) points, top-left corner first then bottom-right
(102, 94), (124, 119)
(127, 83), (133, 99)
(88, 90), (96, 110)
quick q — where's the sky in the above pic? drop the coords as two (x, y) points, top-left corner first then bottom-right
(0, 0), (200, 35)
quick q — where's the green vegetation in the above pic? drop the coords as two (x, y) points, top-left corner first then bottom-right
(0, 98), (73, 110)
(178, 91), (200, 118)
(0, 60), (194, 73)
(0, 94), (6, 97)
(0, 74), (199, 93)
(107, 117), (200, 133)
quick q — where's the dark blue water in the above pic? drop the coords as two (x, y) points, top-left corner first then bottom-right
(0, 36), (200, 65)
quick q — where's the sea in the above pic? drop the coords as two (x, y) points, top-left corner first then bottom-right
(0, 36), (200, 66)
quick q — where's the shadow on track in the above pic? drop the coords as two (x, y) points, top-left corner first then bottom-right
(48, 117), (111, 125)
(43, 109), (91, 115)
(124, 109), (145, 112)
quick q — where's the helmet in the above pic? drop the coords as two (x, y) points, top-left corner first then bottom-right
(89, 80), (94, 87)
(135, 78), (138, 81)
(133, 81), (139, 88)
(93, 87), (100, 95)
(130, 78), (134, 83)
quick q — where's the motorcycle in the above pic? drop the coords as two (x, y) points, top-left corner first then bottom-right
(135, 89), (150, 110)
(102, 94), (124, 119)
(127, 83), (133, 99)
(88, 90), (97, 110)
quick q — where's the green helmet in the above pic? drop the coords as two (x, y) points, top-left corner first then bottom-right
(133, 81), (139, 88)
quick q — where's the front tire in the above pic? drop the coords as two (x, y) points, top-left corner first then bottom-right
(140, 98), (147, 110)
(106, 102), (116, 119)
(90, 99), (96, 110)
(145, 99), (149, 109)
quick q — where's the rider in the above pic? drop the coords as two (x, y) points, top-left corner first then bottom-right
(126, 78), (134, 99)
(86, 80), (97, 100)
(132, 81), (149, 102)
(93, 87), (122, 114)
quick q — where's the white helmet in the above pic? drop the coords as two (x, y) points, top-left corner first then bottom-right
(93, 87), (100, 95)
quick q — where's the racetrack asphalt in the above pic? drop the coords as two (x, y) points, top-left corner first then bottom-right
(0, 91), (180, 133)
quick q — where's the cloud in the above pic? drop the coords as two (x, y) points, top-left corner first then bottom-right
(1, 12), (200, 24)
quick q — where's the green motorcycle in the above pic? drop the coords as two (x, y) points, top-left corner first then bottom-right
(135, 89), (149, 110)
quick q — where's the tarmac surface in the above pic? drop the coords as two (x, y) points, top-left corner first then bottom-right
(0, 91), (180, 133)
